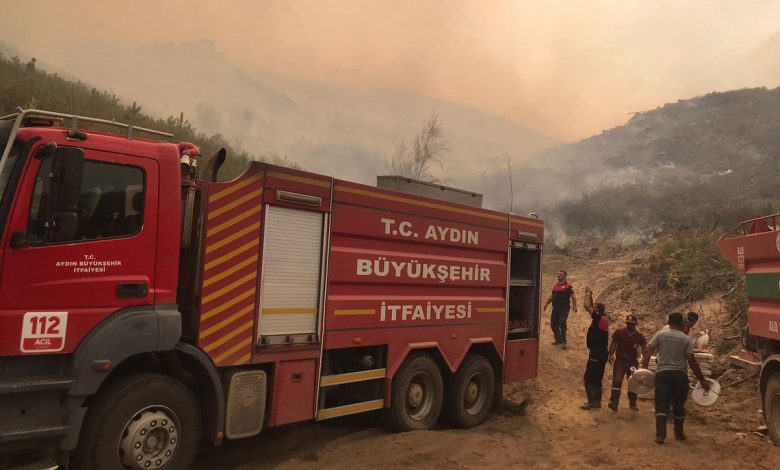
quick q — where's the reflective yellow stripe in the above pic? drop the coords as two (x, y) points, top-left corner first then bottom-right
(207, 206), (261, 238)
(205, 240), (259, 271)
(200, 304), (255, 339)
(267, 171), (330, 188)
(317, 399), (385, 421)
(209, 188), (263, 219)
(203, 255), (258, 288)
(203, 320), (253, 353)
(201, 289), (255, 322)
(205, 221), (261, 254)
(334, 309), (375, 316)
(202, 273), (257, 305)
(477, 307), (506, 313)
(233, 353), (252, 365)
(262, 308), (316, 315)
(209, 173), (263, 203)
(320, 368), (386, 387)
(336, 184), (543, 227)
(214, 337), (252, 363)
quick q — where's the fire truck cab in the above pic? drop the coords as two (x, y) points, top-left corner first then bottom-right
(0, 110), (544, 469)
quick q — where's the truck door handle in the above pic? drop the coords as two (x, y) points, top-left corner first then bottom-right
(117, 283), (148, 298)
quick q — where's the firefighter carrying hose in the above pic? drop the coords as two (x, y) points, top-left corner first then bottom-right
(643, 312), (710, 444)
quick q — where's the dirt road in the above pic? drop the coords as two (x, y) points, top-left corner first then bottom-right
(196, 250), (780, 469)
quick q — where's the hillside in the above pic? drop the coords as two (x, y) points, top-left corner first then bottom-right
(494, 87), (780, 239)
(0, 50), (265, 180)
(4, 39), (778, 237)
(2, 39), (560, 202)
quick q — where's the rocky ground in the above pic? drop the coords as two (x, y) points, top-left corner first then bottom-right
(196, 247), (779, 469)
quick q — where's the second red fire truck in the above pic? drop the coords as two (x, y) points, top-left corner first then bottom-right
(0, 109), (543, 469)
(718, 213), (780, 445)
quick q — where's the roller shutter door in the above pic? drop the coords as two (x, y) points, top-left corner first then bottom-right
(258, 205), (324, 337)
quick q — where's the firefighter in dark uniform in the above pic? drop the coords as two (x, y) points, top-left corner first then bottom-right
(543, 270), (577, 349)
(581, 287), (608, 410)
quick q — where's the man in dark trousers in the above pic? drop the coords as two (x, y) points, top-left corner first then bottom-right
(642, 312), (710, 444)
(543, 270), (577, 349)
(581, 288), (608, 410)
(607, 313), (647, 411)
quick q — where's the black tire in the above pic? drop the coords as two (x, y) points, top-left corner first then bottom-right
(386, 354), (444, 432)
(73, 373), (202, 470)
(765, 373), (780, 446)
(445, 354), (495, 428)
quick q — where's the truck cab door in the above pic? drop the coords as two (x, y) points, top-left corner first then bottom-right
(0, 143), (158, 356)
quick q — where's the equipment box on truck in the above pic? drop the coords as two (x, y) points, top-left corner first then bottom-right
(0, 110), (544, 469)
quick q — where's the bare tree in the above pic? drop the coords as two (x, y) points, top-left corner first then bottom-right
(389, 114), (449, 182)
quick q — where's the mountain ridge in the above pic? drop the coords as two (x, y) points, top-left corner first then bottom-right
(4, 39), (559, 197)
(497, 86), (780, 239)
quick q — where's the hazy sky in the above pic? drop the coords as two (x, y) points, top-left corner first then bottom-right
(3, 0), (780, 141)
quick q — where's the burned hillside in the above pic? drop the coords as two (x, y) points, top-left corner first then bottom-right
(503, 87), (780, 240)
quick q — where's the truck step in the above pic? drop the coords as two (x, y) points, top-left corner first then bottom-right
(0, 424), (69, 443)
(316, 399), (384, 421)
(0, 377), (73, 395)
(319, 368), (386, 387)
(8, 462), (59, 470)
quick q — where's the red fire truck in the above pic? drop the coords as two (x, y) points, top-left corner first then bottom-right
(718, 214), (780, 445)
(0, 110), (543, 469)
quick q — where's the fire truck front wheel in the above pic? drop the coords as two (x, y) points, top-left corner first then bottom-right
(387, 354), (444, 432)
(73, 373), (202, 470)
(445, 354), (495, 428)
(765, 373), (780, 445)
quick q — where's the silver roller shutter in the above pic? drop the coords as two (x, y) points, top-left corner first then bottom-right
(258, 205), (324, 337)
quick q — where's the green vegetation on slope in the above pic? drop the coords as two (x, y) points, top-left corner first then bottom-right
(0, 53), (279, 180)
(628, 231), (748, 322)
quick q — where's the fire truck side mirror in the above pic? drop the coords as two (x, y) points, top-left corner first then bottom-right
(10, 231), (28, 249)
(46, 147), (84, 242)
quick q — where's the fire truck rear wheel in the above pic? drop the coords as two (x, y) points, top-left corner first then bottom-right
(765, 373), (780, 446)
(445, 354), (495, 428)
(73, 373), (201, 470)
(387, 354), (444, 432)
